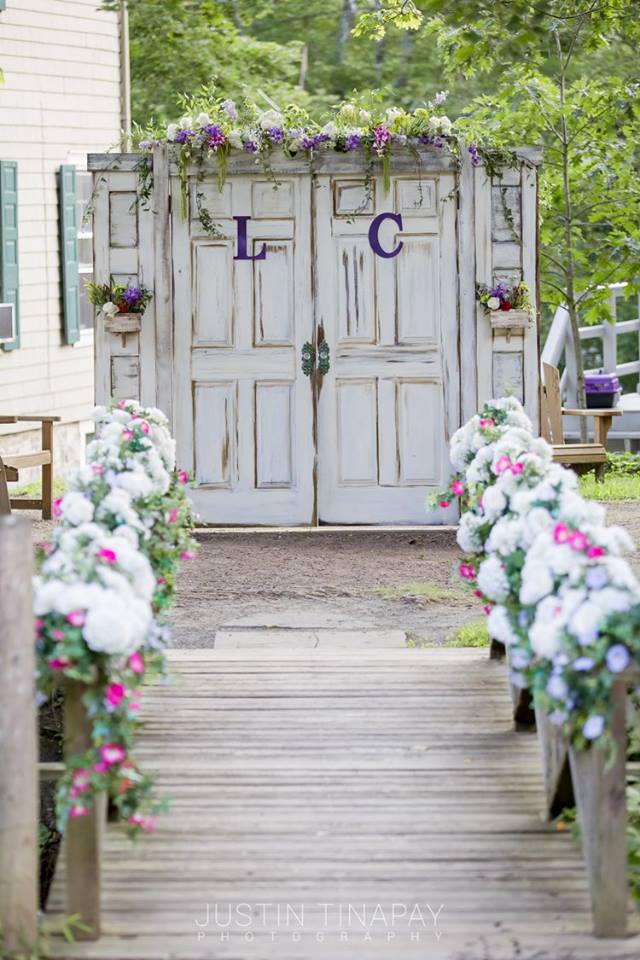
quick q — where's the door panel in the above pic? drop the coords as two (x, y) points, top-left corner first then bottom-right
(316, 172), (458, 524)
(173, 176), (314, 525)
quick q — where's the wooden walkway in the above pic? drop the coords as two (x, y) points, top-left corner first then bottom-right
(49, 646), (640, 960)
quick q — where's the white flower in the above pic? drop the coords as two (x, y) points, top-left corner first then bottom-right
(358, 109), (371, 124)
(228, 129), (244, 149)
(102, 301), (119, 318)
(321, 120), (338, 139)
(519, 559), (554, 605)
(529, 596), (564, 658)
(485, 516), (524, 557)
(166, 123), (179, 142)
(259, 109), (283, 131)
(477, 555), (510, 602)
(83, 588), (151, 656)
(481, 485), (507, 522)
(179, 115), (193, 129)
(196, 112), (211, 127)
(115, 470), (155, 500)
(59, 491), (95, 526)
(487, 296), (500, 311)
(487, 605), (518, 646)
(457, 512), (485, 554)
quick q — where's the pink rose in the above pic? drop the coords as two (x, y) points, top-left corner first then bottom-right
(180, 550), (196, 561)
(494, 455), (511, 475)
(66, 610), (85, 627)
(509, 462), (524, 475)
(451, 480), (465, 496)
(569, 531), (589, 552)
(479, 418), (495, 427)
(70, 805), (89, 818)
(51, 629), (66, 641)
(52, 498), (63, 519)
(48, 657), (71, 671)
(553, 523), (571, 545)
(168, 508), (179, 523)
(98, 548), (117, 565)
(439, 500), (450, 509)
(587, 545), (605, 559)
(178, 470), (189, 485)
(91, 464), (105, 475)
(100, 743), (126, 767)
(105, 683), (126, 709)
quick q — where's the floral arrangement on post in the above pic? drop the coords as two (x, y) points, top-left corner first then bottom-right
(135, 86), (497, 225)
(476, 281), (532, 315)
(86, 281), (153, 320)
(35, 399), (197, 835)
(430, 396), (640, 747)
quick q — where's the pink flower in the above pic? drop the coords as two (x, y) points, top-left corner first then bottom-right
(569, 531), (589, 552)
(588, 545), (605, 559)
(156, 575), (166, 585)
(473, 589), (483, 598)
(117, 399), (127, 408)
(98, 548), (117, 564)
(483, 605), (492, 615)
(494, 455), (511, 475)
(105, 683), (126, 709)
(91, 464), (105, 475)
(66, 610), (85, 627)
(180, 550), (196, 561)
(509, 462), (524, 475)
(451, 480), (465, 496)
(37, 540), (53, 555)
(93, 761), (109, 774)
(459, 563), (476, 581)
(128, 813), (156, 833)
(129, 652), (145, 675)
(48, 657), (71, 671)
(139, 420), (150, 435)
(100, 743), (126, 767)
(35, 618), (45, 633)
(72, 769), (90, 790)
(479, 418), (495, 427)
(52, 498), (63, 518)
(51, 629), (66, 641)
(553, 523), (571, 545)
(122, 429), (134, 441)
(439, 500), (450, 509)
(168, 508), (179, 523)
(178, 470), (189, 485)
(70, 805), (89, 818)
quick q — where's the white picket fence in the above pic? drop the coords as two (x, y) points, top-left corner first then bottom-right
(541, 283), (640, 445)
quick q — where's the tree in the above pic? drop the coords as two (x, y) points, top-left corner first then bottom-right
(358, 2), (640, 430)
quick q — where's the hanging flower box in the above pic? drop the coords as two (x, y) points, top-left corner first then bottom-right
(488, 308), (531, 331)
(103, 311), (143, 335)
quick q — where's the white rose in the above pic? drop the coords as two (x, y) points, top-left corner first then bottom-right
(487, 297), (501, 311)
(196, 112), (211, 127)
(102, 301), (119, 318)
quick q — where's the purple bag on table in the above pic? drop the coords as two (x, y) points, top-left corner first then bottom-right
(584, 370), (621, 409)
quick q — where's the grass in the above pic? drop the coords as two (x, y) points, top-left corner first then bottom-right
(9, 478), (67, 499)
(579, 471), (640, 502)
(376, 581), (468, 603)
(444, 618), (490, 647)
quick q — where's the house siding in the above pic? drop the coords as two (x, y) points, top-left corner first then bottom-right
(0, 0), (123, 474)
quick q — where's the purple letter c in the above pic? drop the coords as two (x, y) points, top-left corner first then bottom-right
(368, 212), (404, 259)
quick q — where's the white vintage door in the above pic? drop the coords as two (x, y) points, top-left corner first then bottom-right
(172, 175), (315, 524)
(315, 172), (459, 524)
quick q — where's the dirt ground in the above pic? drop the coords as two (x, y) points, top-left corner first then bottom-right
(28, 501), (640, 649)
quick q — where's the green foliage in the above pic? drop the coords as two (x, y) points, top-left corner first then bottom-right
(353, 0), (423, 40)
(579, 454), (640, 501)
(444, 618), (490, 648)
(376, 581), (469, 603)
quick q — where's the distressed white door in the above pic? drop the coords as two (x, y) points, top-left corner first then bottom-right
(315, 173), (459, 524)
(172, 175), (315, 524)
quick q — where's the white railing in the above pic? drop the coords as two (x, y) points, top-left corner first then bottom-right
(541, 283), (640, 405)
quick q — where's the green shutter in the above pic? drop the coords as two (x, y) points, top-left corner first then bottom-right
(58, 164), (80, 345)
(0, 3), (6, 12)
(0, 160), (19, 352)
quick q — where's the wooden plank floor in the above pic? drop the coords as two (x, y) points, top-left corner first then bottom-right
(49, 647), (640, 960)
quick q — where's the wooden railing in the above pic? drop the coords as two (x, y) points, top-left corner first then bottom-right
(0, 516), (103, 951)
(491, 636), (636, 937)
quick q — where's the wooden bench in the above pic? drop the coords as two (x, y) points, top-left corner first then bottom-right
(0, 415), (61, 519)
(541, 362), (622, 480)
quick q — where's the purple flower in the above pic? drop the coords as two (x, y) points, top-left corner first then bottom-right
(221, 99), (238, 121)
(345, 133), (361, 151)
(547, 675), (568, 700)
(582, 715), (605, 740)
(373, 125), (391, 155)
(302, 133), (329, 151)
(138, 139), (153, 151)
(434, 90), (447, 106)
(468, 143), (481, 167)
(204, 124), (226, 150)
(573, 656), (595, 672)
(509, 671), (527, 689)
(585, 566), (608, 590)
(605, 643), (630, 674)
(266, 127), (284, 144)
(175, 129), (193, 145)
(549, 708), (568, 726)
(122, 286), (142, 309)
(244, 141), (257, 153)
(576, 625), (600, 647)
(510, 648), (530, 669)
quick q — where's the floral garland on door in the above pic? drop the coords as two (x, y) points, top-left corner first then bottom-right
(35, 400), (197, 836)
(431, 396), (640, 747)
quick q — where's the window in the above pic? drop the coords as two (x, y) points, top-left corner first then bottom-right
(77, 171), (94, 331)
(0, 160), (20, 351)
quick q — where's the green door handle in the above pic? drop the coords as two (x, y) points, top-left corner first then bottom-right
(318, 341), (330, 375)
(301, 342), (315, 377)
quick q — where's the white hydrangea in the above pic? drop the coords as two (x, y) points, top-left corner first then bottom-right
(519, 558), (554, 606)
(457, 511), (486, 554)
(481, 485), (508, 522)
(83, 588), (151, 655)
(487, 605), (518, 647)
(59, 491), (95, 526)
(477, 555), (510, 602)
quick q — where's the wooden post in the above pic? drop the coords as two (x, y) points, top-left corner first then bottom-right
(535, 706), (574, 818)
(0, 516), (38, 952)
(569, 679), (629, 937)
(41, 420), (54, 520)
(64, 683), (104, 940)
